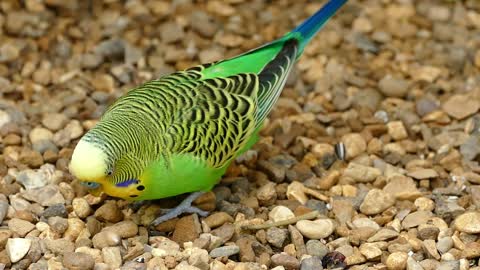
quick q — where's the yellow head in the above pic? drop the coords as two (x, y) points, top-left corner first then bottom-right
(69, 138), (145, 200)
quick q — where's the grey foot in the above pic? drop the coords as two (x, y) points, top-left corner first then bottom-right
(151, 192), (209, 227)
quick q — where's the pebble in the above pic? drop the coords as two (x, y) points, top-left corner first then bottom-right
(359, 189), (395, 215)
(29, 127), (54, 144)
(300, 256), (323, 270)
(407, 169), (438, 179)
(378, 75), (410, 97)
(203, 212), (233, 229)
(187, 247), (209, 270)
(367, 229), (399, 242)
(42, 203), (68, 218)
(92, 230), (121, 249)
(454, 212), (480, 233)
(20, 184), (65, 206)
(383, 176), (421, 200)
(151, 236), (180, 257)
(423, 239), (441, 260)
(8, 218), (35, 237)
(209, 245), (240, 258)
(386, 252), (408, 270)
(172, 214), (202, 244)
(102, 247), (122, 269)
(343, 163), (382, 183)
(44, 238), (75, 255)
(41, 113), (68, 131)
(63, 252), (95, 270)
(256, 181), (277, 206)
(401, 211), (433, 229)
(269, 206), (295, 222)
(5, 238), (31, 263)
(15, 164), (57, 190)
(305, 240), (329, 258)
(387, 121), (408, 141)
(266, 227), (288, 248)
(442, 94), (480, 120)
(103, 220), (138, 238)
(271, 253), (300, 270)
(436, 237), (453, 254)
(48, 216), (68, 234)
(72, 198), (92, 219)
(0, 201), (8, 224)
(296, 219), (334, 239)
(94, 201), (123, 223)
(415, 197), (436, 212)
(341, 133), (367, 159)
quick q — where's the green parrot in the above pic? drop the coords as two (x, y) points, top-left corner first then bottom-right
(70, 0), (348, 225)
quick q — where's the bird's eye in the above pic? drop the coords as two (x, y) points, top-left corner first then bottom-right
(107, 170), (113, 176)
(81, 181), (101, 189)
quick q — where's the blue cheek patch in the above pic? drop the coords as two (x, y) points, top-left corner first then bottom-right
(115, 179), (139, 187)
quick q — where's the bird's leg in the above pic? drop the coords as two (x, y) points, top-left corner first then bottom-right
(151, 191), (209, 227)
(129, 200), (150, 211)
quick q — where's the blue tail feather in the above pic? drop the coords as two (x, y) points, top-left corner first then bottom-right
(291, 0), (348, 51)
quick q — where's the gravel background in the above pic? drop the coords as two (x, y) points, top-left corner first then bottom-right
(1, 0), (480, 269)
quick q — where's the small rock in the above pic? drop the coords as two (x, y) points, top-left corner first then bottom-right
(258, 160), (286, 183)
(406, 257), (423, 270)
(44, 238), (75, 255)
(72, 198), (92, 219)
(103, 220), (138, 238)
(188, 247), (209, 270)
(271, 253), (300, 270)
(48, 216), (68, 234)
(257, 181), (277, 206)
(343, 163), (382, 183)
(423, 239), (441, 260)
(102, 247), (122, 269)
(387, 121), (408, 141)
(454, 212), (480, 233)
(436, 237), (453, 254)
(0, 201), (8, 224)
(42, 203), (68, 218)
(296, 219), (334, 239)
(300, 256), (323, 270)
(16, 164), (57, 190)
(461, 242), (480, 259)
(94, 201), (123, 223)
(41, 113), (68, 131)
(359, 243), (382, 260)
(21, 184), (65, 206)
(378, 75), (410, 97)
(29, 127), (54, 144)
(160, 22), (185, 43)
(386, 252), (408, 270)
(352, 218), (380, 231)
(407, 169), (438, 179)
(203, 212), (233, 229)
(415, 197), (435, 212)
(442, 95), (480, 120)
(341, 133), (367, 159)
(359, 189), (395, 215)
(6, 238), (31, 263)
(8, 218), (35, 237)
(367, 229), (399, 242)
(236, 237), (255, 262)
(402, 211), (433, 229)
(209, 245), (240, 258)
(92, 230), (121, 249)
(151, 236), (180, 257)
(266, 227), (288, 248)
(63, 252), (95, 270)
(384, 176), (421, 200)
(172, 214), (202, 244)
(269, 206), (295, 222)
(306, 240), (329, 258)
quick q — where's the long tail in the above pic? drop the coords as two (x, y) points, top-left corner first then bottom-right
(290, 0), (348, 53)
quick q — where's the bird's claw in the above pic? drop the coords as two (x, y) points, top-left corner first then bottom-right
(151, 191), (209, 227)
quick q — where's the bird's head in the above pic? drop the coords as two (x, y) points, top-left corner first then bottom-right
(69, 138), (146, 200)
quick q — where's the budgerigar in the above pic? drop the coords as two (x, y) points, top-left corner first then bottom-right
(70, 0), (348, 225)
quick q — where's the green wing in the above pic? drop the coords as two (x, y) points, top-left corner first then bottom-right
(101, 39), (299, 170)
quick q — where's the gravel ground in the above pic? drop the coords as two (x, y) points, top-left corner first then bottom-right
(1, 0), (480, 269)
